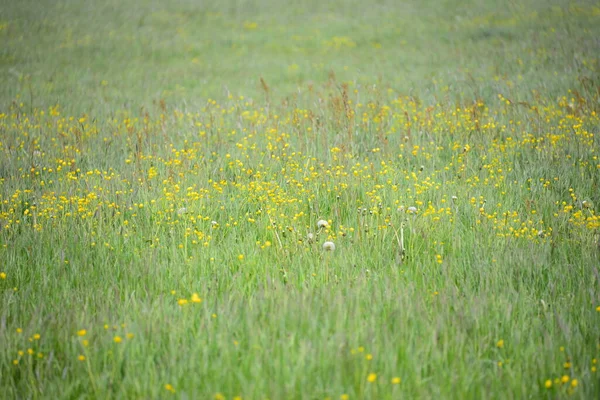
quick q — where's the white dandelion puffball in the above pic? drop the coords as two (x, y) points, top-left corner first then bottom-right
(317, 219), (329, 229)
(177, 207), (187, 215)
(407, 206), (417, 214)
(322, 241), (336, 251)
(307, 233), (315, 242)
(452, 195), (458, 201)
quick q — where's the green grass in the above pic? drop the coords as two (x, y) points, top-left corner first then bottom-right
(1, 0), (600, 398)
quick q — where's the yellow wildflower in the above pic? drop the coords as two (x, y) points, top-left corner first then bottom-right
(164, 384), (176, 393)
(191, 293), (202, 303)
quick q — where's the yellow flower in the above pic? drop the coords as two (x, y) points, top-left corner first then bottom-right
(544, 380), (552, 389)
(561, 375), (569, 384)
(16, 328), (22, 334)
(191, 293), (202, 303)
(0, 272), (6, 279)
(78, 355), (86, 361)
(177, 298), (189, 306)
(365, 354), (373, 360)
(391, 377), (401, 384)
(126, 333), (134, 339)
(564, 361), (571, 369)
(571, 379), (578, 388)
(596, 305), (600, 312)
(82, 339), (89, 347)
(77, 329), (87, 337)
(340, 395), (349, 400)
(238, 254), (244, 261)
(496, 339), (504, 348)
(164, 384), (176, 393)
(27, 348), (34, 355)
(13, 359), (18, 365)
(367, 373), (377, 383)
(113, 336), (122, 344)
(33, 333), (41, 340)
(214, 393), (225, 400)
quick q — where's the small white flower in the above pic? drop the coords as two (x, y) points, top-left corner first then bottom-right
(452, 196), (458, 201)
(177, 207), (187, 215)
(317, 219), (329, 229)
(33, 150), (42, 157)
(307, 233), (314, 242)
(322, 241), (335, 251)
(397, 206), (405, 212)
(211, 221), (219, 227)
(537, 230), (545, 238)
(407, 206), (417, 214)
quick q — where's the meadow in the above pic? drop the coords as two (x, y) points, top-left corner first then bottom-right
(1, 0), (600, 398)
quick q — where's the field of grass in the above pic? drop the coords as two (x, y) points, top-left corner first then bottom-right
(2, 0), (600, 398)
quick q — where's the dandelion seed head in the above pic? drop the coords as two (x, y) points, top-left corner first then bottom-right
(323, 241), (335, 251)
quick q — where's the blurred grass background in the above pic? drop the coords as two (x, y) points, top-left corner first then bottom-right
(2, 0), (599, 112)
